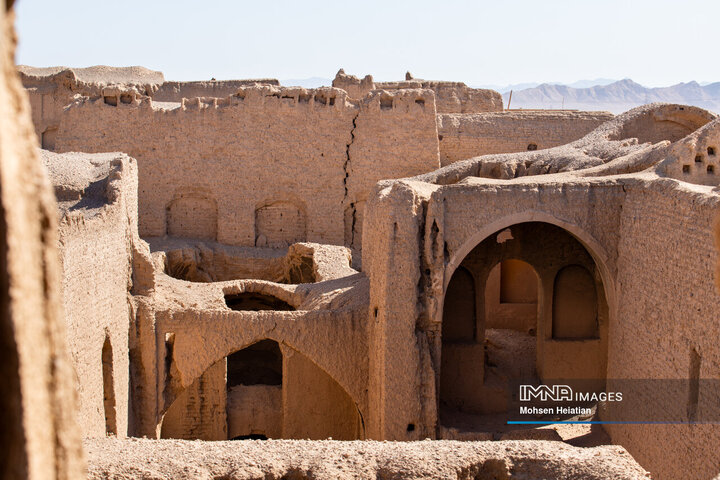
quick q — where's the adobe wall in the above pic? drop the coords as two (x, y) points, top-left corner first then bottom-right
(152, 79), (278, 102)
(437, 111), (614, 166)
(18, 66), (279, 147)
(18, 65), (164, 149)
(54, 86), (440, 252)
(0, 4), (83, 478)
(42, 150), (150, 439)
(345, 89), (440, 249)
(604, 178), (720, 480)
(332, 69), (503, 114)
(363, 177), (623, 439)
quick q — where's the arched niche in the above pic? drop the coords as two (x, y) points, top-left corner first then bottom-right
(255, 200), (306, 248)
(166, 192), (218, 240)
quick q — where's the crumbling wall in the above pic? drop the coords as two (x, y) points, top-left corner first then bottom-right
(0, 4), (83, 478)
(18, 65), (164, 147)
(346, 90), (440, 250)
(56, 86), (355, 246)
(153, 79), (278, 102)
(332, 69), (502, 114)
(605, 178), (720, 480)
(437, 111), (614, 166)
(43, 151), (144, 439)
(658, 117), (720, 186)
(55, 86), (441, 253)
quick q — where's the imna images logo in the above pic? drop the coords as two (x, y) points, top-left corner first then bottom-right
(519, 384), (623, 402)
(519, 384), (573, 402)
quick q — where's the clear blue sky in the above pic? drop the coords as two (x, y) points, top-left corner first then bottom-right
(14, 0), (719, 87)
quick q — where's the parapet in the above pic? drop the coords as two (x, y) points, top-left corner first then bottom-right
(18, 64), (164, 94)
(152, 79), (279, 102)
(332, 68), (503, 113)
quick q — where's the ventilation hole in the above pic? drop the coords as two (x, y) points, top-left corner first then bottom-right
(407, 423), (415, 432)
(683, 165), (691, 174)
(438, 134), (443, 141)
(695, 155), (703, 163)
(120, 94), (132, 104)
(708, 147), (716, 156)
(314, 93), (328, 105)
(298, 92), (311, 103)
(373, 307), (378, 318)
(527, 143), (537, 151)
(424, 269), (431, 275)
(103, 96), (118, 106)
(380, 96), (393, 110)
(329, 96), (336, 106)
(708, 165), (715, 174)
(415, 98), (425, 107)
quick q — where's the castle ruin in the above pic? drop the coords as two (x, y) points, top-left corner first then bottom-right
(3, 5), (720, 479)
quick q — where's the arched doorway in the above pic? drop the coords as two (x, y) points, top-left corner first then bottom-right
(439, 222), (609, 428)
(160, 340), (363, 441)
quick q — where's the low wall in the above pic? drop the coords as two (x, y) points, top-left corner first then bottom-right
(437, 111), (614, 165)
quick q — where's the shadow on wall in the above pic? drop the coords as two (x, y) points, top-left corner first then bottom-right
(440, 222), (608, 422)
(160, 340), (363, 441)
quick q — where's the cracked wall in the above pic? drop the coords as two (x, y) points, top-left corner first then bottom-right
(53, 86), (440, 256)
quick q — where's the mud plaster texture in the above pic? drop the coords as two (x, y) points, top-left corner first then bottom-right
(362, 104), (720, 479)
(14, 55), (720, 480)
(0, 3), (83, 479)
(42, 149), (149, 438)
(85, 438), (649, 480)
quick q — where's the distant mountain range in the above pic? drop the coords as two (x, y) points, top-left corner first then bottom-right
(500, 79), (720, 114)
(279, 77), (720, 114)
(477, 78), (618, 92)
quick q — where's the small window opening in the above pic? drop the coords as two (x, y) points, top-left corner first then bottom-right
(683, 165), (691, 174)
(708, 165), (715, 174)
(695, 155), (704, 163)
(708, 147), (716, 156)
(527, 143), (537, 151)
(103, 96), (118, 106)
